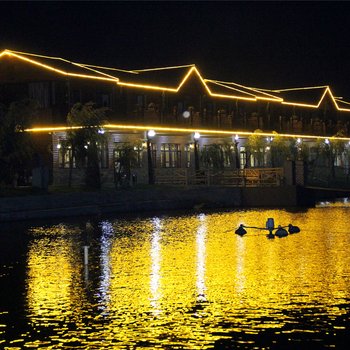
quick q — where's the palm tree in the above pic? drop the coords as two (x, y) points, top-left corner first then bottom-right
(65, 102), (108, 189)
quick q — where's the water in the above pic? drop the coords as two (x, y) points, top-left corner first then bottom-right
(1, 203), (350, 349)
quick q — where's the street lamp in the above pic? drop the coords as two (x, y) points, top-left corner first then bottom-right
(194, 132), (200, 172)
(147, 130), (156, 185)
(233, 134), (240, 169)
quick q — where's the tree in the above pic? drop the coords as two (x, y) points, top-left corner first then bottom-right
(114, 141), (140, 187)
(0, 99), (39, 187)
(200, 144), (225, 170)
(269, 131), (290, 167)
(289, 138), (309, 162)
(320, 132), (346, 180)
(245, 130), (267, 167)
(65, 102), (108, 189)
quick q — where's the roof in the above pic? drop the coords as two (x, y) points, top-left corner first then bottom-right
(205, 79), (283, 102)
(0, 49), (120, 82)
(266, 86), (330, 108)
(1, 48), (350, 112)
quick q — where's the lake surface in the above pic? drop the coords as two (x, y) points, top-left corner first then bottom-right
(1, 203), (350, 349)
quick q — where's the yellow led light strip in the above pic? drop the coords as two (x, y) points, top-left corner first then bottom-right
(73, 62), (122, 81)
(272, 85), (329, 92)
(116, 66), (199, 93)
(281, 86), (350, 112)
(268, 85), (350, 112)
(0, 50), (119, 82)
(7, 49), (137, 76)
(205, 80), (258, 99)
(117, 66), (258, 101)
(335, 99), (350, 106)
(76, 63), (138, 74)
(133, 64), (195, 72)
(251, 85), (350, 110)
(207, 79), (283, 102)
(3, 49), (350, 111)
(25, 124), (350, 141)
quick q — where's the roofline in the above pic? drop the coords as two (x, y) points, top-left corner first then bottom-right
(0, 49), (119, 82)
(1, 49), (350, 111)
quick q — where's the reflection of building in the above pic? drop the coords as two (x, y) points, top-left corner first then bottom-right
(2, 49), (350, 186)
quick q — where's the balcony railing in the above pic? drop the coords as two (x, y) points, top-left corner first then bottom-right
(154, 168), (284, 187)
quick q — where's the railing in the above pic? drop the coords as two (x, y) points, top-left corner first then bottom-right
(154, 169), (189, 186)
(155, 168), (284, 187)
(306, 165), (350, 189)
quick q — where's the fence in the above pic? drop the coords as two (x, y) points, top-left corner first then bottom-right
(155, 168), (284, 187)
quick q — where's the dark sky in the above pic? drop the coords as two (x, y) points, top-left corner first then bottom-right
(1, 1), (350, 97)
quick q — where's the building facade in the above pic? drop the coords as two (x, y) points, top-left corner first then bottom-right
(1, 49), (350, 187)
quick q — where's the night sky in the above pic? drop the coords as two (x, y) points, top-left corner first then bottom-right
(1, 1), (350, 98)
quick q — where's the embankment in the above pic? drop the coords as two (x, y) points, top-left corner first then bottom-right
(0, 185), (306, 222)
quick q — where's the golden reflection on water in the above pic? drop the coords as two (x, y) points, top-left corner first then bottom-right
(19, 206), (350, 348)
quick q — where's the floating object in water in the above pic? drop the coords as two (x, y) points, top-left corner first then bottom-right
(275, 225), (288, 238)
(235, 224), (247, 236)
(266, 218), (275, 231)
(288, 224), (300, 234)
(235, 218), (300, 239)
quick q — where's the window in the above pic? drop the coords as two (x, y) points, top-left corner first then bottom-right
(161, 143), (181, 168)
(184, 144), (191, 168)
(58, 147), (74, 168)
(222, 144), (234, 168)
(149, 143), (157, 168)
(249, 148), (265, 167)
(133, 144), (143, 168)
(240, 146), (247, 169)
(58, 142), (108, 169)
(99, 142), (109, 168)
(113, 142), (143, 169)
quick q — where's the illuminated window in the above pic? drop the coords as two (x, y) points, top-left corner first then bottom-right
(249, 148), (265, 167)
(240, 146), (247, 169)
(113, 142), (142, 169)
(58, 142), (108, 169)
(132, 144), (143, 168)
(161, 143), (181, 168)
(184, 144), (191, 168)
(58, 147), (74, 169)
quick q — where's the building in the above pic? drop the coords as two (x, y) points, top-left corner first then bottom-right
(1, 49), (350, 187)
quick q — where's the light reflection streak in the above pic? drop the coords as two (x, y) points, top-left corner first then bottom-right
(235, 231), (246, 294)
(98, 220), (114, 313)
(150, 217), (162, 314)
(196, 214), (207, 302)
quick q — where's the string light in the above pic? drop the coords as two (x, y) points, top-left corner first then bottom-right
(24, 124), (350, 142)
(2, 49), (350, 111)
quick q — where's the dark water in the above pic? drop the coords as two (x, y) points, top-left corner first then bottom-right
(1, 203), (350, 349)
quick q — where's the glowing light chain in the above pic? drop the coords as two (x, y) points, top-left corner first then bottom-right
(0, 50), (119, 82)
(133, 64), (195, 72)
(206, 79), (284, 102)
(2, 49), (350, 112)
(24, 124), (350, 141)
(205, 80), (257, 101)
